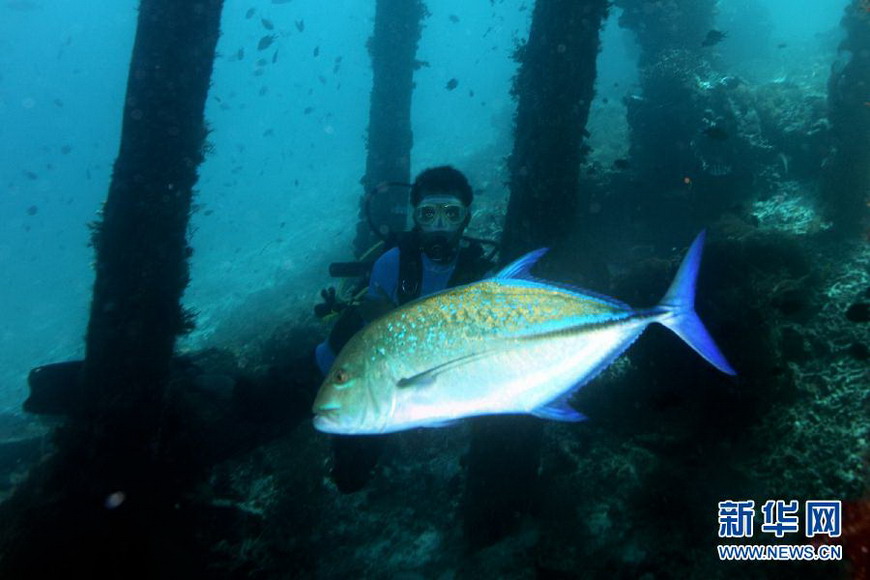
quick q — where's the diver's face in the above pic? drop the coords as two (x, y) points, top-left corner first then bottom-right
(412, 194), (468, 233)
(413, 194), (468, 262)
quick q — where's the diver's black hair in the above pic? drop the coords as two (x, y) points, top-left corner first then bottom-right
(410, 166), (473, 207)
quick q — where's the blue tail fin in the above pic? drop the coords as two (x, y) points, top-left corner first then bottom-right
(657, 231), (737, 375)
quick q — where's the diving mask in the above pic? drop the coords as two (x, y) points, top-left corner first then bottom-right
(413, 195), (468, 231)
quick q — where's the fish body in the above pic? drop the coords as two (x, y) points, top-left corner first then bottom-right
(701, 125), (730, 141)
(313, 232), (735, 434)
(258, 35), (276, 51)
(701, 29), (727, 47)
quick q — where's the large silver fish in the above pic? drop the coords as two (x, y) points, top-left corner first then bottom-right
(312, 231), (735, 434)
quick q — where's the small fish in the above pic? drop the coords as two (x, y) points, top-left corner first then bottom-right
(245, 7), (255, 19)
(701, 125), (729, 141)
(258, 35), (277, 51)
(449, 14), (459, 23)
(612, 158), (631, 170)
(261, 17), (274, 30)
(303, 106), (314, 115)
(313, 46), (320, 57)
(313, 231), (735, 434)
(701, 29), (727, 47)
(718, 76), (742, 89)
(60, 144), (72, 154)
(272, 50), (279, 64)
(295, 19), (305, 32)
(446, 78), (459, 91)
(236, 47), (245, 60)
(53, 98), (64, 107)
(259, 86), (268, 96)
(777, 42), (787, 49)
(23, 170), (38, 180)
(26, 205), (38, 216)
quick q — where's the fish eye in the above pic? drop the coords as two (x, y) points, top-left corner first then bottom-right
(333, 368), (350, 385)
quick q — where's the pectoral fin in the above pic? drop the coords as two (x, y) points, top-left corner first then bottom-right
(396, 350), (493, 389)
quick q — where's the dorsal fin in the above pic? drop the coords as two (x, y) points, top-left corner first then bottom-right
(495, 248), (632, 311)
(495, 248), (549, 280)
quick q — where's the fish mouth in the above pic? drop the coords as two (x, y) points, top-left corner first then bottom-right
(312, 400), (343, 433)
(314, 402), (338, 410)
(312, 412), (343, 434)
(312, 398), (341, 415)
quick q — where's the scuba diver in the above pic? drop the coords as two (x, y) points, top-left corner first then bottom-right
(313, 165), (496, 493)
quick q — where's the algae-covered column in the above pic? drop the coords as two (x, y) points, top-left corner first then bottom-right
(82, 0), (222, 420)
(613, 0), (722, 243)
(0, 0), (223, 577)
(355, 0), (427, 253)
(821, 0), (870, 236)
(501, 0), (609, 260)
(464, 0), (610, 548)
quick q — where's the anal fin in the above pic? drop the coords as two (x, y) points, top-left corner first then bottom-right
(531, 397), (586, 422)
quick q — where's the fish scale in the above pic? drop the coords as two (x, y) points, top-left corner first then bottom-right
(379, 280), (627, 344)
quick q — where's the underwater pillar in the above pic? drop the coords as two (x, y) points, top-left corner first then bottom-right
(501, 0), (610, 260)
(355, 0), (426, 253)
(82, 0), (222, 422)
(821, 0), (870, 236)
(0, 0), (224, 577)
(464, 0), (609, 549)
(614, 0), (716, 67)
(614, 0), (722, 244)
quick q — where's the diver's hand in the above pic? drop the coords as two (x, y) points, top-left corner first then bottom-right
(314, 287), (346, 318)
